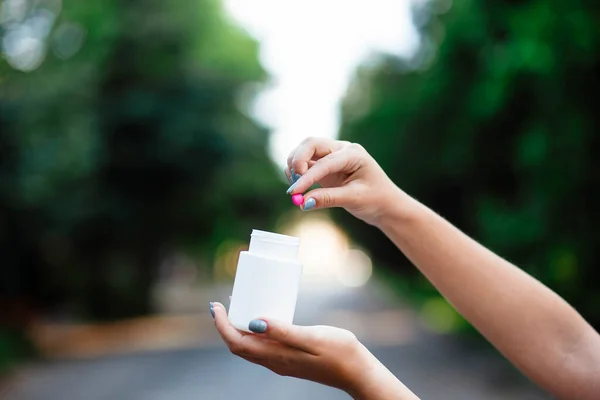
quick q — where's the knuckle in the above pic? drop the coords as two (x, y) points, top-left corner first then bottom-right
(301, 136), (317, 145)
(342, 329), (358, 342)
(348, 142), (365, 155)
(345, 143), (367, 170)
(278, 326), (290, 343)
(320, 154), (337, 172)
(339, 329), (359, 349)
(322, 191), (334, 207)
(334, 327), (357, 341)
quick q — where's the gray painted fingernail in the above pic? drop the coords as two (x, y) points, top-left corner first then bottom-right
(209, 302), (215, 319)
(286, 181), (298, 194)
(248, 319), (267, 333)
(294, 173), (301, 182)
(303, 198), (316, 211)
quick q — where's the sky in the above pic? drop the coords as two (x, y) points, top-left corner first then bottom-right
(224, 0), (421, 168)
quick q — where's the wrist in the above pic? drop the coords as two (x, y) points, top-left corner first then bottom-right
(373, 185), (424, 232)
(342, 343), (383, 399)
(344, 343), (418, 400)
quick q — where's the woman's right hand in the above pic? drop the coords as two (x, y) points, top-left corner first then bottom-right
(285, 137), (412, 226)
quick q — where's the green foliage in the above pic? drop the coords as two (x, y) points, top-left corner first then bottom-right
(0, 328), (36, 374)
(0, 0), (286, 328)
(338, 0), (600, 331)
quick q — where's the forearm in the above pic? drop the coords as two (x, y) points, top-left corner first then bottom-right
(347, 344), (420, 400)
(377, 189), (600, 399)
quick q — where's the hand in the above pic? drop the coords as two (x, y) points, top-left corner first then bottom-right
(211, 302), (419, 399)
(285, 137), (409, 226)
(211, 302), (366, 394)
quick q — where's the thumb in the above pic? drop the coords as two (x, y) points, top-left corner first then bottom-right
(249, 318), (316, 352)
(299, 187), (349, 211)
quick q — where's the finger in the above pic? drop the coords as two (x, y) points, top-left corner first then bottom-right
(287, 151), (350, 195)
(290, 138), (338, 175)
(287, 137), (345, 175)
(212, 302), (253, 339)
(299, 187), (351, 211)
(284, 168), (292, 184)
(249, 318), (318, 355)
(284, 166), (302, 184)
(286, 149), (295, 170)
(213, 302), (288, 350)
(212, 304), (294, 357)
(213, 303), (245, 347)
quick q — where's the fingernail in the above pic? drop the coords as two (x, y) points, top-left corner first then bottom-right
(286, 170), (293, 184)
(209, 302), (215, 319)
(294, 173), (301, 182)
(248, 319), (267, 333)
(286, 181), (298, 194)
(303, 198), (316, 211)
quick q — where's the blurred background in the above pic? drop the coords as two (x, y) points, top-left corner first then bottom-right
(0, 0), (598, 398)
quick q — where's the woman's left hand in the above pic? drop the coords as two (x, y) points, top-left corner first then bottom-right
(210, 302), (419, 400)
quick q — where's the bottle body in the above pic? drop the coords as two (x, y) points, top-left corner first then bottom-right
(228, 230), (303, 332)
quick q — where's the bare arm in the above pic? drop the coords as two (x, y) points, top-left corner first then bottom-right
(287, 137), (600, 399)
(377, 189), (600, 399)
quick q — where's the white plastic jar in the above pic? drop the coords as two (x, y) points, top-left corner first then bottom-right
(228, 230), (303, 332)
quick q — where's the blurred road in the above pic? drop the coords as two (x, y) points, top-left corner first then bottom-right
(2, 279), (550, 400)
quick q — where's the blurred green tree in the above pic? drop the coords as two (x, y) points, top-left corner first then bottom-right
(337, 0), (600, 331)
(0, 0), (285, 337)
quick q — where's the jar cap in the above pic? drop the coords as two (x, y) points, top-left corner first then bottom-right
(249, 229), (300, 260)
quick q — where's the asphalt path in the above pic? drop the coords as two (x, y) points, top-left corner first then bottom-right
(2, 280), (551, 399)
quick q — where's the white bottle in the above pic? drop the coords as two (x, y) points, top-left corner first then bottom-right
(228, 229), (303, 332)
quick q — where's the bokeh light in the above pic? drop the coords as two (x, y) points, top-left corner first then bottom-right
(0, 0), (82, 72)
(420, 297), (464, 334)
(336, 249), (373, 288)
(281, 215), (372, 287)
(284, 215), (349, 282)
(51, 21), (84, 60)
(213, 240), (248, 281)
